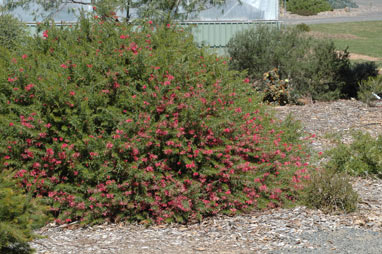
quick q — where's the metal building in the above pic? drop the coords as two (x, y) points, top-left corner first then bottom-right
(1, 0), (280, 49)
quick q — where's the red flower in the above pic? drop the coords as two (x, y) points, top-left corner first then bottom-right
(25, 83), (35, 91)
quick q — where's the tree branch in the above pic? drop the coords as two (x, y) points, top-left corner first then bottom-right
(64, 0), (92, 5)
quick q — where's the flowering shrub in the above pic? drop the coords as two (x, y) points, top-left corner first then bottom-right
(0, 16), (312, 225)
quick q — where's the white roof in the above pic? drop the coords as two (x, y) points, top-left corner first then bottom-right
(190, 0), (279, 21)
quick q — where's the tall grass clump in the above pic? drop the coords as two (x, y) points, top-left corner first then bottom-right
(301, 166), (358, 213)
(0, 14), (313, 225)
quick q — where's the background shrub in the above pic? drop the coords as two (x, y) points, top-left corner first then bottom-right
(0, 170), (48, 254)
(287, 0), (333, 16)
(341, 61), (379, 99)
(0, 16), (312, 225)
(325, 132), (382, 178)
(227, 26), (351, 101)
(0, 14), (27, 50)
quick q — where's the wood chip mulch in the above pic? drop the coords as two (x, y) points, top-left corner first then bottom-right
(30, 100), (382, 254)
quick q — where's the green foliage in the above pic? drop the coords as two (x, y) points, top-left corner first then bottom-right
(301, 167), (358, 213)
(358, 75), (382, 106)
(328, 0), (358, 9)
(0, 170), (48, 254)
(0, 46), (11, 82)
(227, 26), (351, 102)
(2, 0), (229, 22)
(295, 23), (311, 32)
(326, 132), (382, 177)
(341, 62), (379, 101)
(0, 16), (313, 225)
(0, 14), (27, 50)
(287, 0), (333, 16)
(261, 68), (289, 105)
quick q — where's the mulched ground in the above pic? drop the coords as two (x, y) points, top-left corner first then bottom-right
(30, 99), (382, 254)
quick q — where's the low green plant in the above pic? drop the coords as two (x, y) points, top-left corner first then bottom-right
(325, 132), (382, 177)
(0, 170), (48, 254)
(357, 75), (382, 106)
(296, 23), (311, 32)
(287, 0), (333, 16)
(227, 26), (351, 102)
(0, 15), (313, 225)
(301, 167), (358, 213)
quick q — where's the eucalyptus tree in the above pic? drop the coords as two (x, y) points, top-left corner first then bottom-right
(1, 0), (231, 22)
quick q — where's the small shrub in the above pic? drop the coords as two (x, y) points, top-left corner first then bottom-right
(358, 76), (382, 106)
(0, 16), (313, 225)
(301, 167), (358, 213)
(261, 68), (289, 105)
(325, 132), (382, 177)
(328, 0), (358, 9)
(296, 23), (311, 32)
(227, 26), (351, 102)
(287, 0), (333, 16)
(0, 170), (48, 254)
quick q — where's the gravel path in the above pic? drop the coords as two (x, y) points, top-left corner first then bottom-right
(270, 100), (382, 254)
(271, 228), (382, 254)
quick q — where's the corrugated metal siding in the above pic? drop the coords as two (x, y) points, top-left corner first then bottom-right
(25, 20), (282, 55)
(181, 21), (282, 48)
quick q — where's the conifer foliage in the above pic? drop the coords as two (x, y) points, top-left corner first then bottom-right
(0, 15), (311, 225)
(0, 170), (47, 254)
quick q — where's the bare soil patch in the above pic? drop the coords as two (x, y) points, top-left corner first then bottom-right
(307, 31), (362, 40)
(348, 53), (382, 61)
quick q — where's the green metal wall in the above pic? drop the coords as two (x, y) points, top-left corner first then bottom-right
(26, 20), (282, 53)
(181, 21), (282, 49)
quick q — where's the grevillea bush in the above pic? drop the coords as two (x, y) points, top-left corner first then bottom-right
(0, 15), (312, 225)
